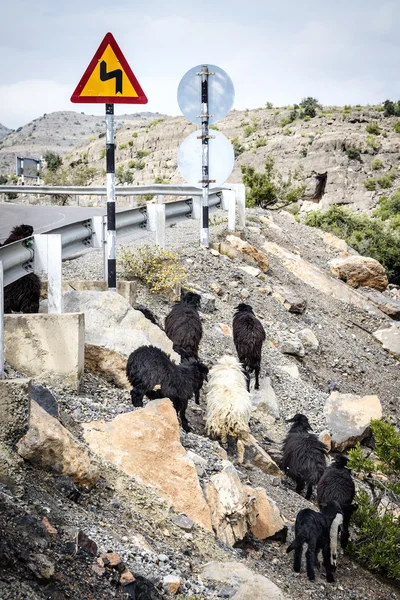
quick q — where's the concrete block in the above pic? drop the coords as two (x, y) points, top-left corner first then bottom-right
(0, 379), (31, 446)
(41, 280), (137, 306)
(4, 313), (85, 390)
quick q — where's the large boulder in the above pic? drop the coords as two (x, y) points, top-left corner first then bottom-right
(17, 400), (99, 486)
(204, 462), (258, 546)
(329, 256), (388, 291)
(324, 391), (382, 451)
(201, 561), (288, 600)
(62, 291), (179, 387)
(82, 399), (212, 531)
(374, 324), (400, 359)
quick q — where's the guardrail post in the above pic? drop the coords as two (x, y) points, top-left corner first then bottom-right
(0, 260), (4, 378)
(92, 216), (107, 282)
(34, 234), (63, 314)
(221, 190), (236, 231)
(1, 193), (4, 203)
(191, 197), (201, 220)
(235, 183), (246, 228)
(147, 203), (166, 249)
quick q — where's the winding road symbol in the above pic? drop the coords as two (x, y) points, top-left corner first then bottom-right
(100, 60), (123, 94)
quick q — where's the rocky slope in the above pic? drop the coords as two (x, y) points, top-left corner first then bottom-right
(0, 110), (166, 175)
(1, 206), (399, 599)
(59, 103), (400, 213)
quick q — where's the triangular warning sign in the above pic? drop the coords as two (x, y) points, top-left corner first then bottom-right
(71, 32), (147, 104)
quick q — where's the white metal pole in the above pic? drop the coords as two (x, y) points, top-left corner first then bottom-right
(106, 103), (116, 291)
(0, 260), (4, 378)
(200, 65), (210, 248)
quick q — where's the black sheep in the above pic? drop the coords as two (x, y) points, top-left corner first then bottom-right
(1, 224), (41, 314)
(317, 454), (357, 549)
(126, 345), (208, 432)
(286, 501), (344, 583)
(282, 414), (328, 499)
(232, 303), (266, 390)
(123, 574), (162, 599)
(165, 291), (202, 359)
(134, 304), (163, 329)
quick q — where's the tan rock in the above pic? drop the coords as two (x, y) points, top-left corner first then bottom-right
(98, 552), (121, 567)
(204, 462), (258, 546)
(83, 399), (212, 531)
(245, 487), (285, 539)
(120, 570), (135, 585)
(374, 324), (400, 359)
(297, 328), (319, 351)
(162, 574), (181, 594)
(17, 400), (99, 486)
(259, 215), (283, 232)
(329, 256), (388, 291)
(215, 323), (232, 337)
(323, 232), (349, 254)
(319, 430), (332, 452)
(245, 435), (282, 477)
(85, 344), (130, 389)
(324, 392), (382, 451)
(42, 517), (57, 537)
(226, 235), (269, 272)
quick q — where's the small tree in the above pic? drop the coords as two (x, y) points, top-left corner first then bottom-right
(299, 97), (321, 119)
(44, 151), (62, 172)
(241, 155), (305, 209)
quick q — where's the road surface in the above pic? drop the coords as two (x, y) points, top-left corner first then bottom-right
(0, 203), (107, 240)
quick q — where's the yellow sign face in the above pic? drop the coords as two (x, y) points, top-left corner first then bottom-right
(71, 32), (148, 104)
(80, 44), (139, 98)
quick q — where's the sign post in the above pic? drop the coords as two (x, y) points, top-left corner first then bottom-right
(177, 64), (235, 248)
(71, 32), (147, 290)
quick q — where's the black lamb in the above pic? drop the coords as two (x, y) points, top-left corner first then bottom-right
(317, 454), (357, 549)
(1, 224), (41, 314)
(126, 345), (208, 432)
(134, 304), (163, 329)
(282, 414), (328, 499)
(164, 291), (203, 359)
(286, 501), (344, 583)
(232, 303), (266, 390)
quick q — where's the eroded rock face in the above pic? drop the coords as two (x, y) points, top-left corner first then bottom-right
(82, 399), (212, 531)
(329, 256), (388, 291)
(324, 391), (382, 451)
(204, 462), (257, 546)
(17, 400), (99, 486)
(201, 561), (287, 600)
(374, 323), (400, 358)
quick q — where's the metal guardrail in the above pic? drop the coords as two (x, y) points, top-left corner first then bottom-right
(0, 183), (228, 198)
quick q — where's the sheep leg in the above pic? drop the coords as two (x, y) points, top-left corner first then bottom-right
(130, 387), (145, 407)
(322, 543), (335, 583)
(180, 407), (191, 433)
(293, 544), (302, 573)
(237, 439), (245, 464)
(254, 363), (261, 390)
(305, 542), (316, 581)
(194, 390), (200, 405)
(305, 483), (313, 500)
(295, 479), (305, 495)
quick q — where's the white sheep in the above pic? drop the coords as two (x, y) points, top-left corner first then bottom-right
(205, 355), (252, 463)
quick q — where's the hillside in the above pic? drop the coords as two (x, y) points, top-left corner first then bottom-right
(0, 122), (12, 140)
(1, 206), (399, 599)
(0, 110), (166, 175)
(62, 103), (400, 213)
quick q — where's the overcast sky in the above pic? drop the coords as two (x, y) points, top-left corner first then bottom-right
(1, 0), (400, 128)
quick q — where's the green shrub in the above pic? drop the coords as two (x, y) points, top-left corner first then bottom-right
(346, 147), (362, 161)
(255, 137), (267, 148)
(243, 125), (256, 137)
(265, 102), (273, 109)
(283, 128), (292, 136)
(100, 148), (106, 159)
(115, 165), (134, 184)
(367, 134), (380, 150)
(154, 176), (168, 184)
(279, 116), (292, 127)
(232, 137), (245, 158)
(383, 100), (400, 117)
(364, 178), (376, 191)
(300, 146), (308, 157)
(132, 132), (138, 138)
(118, 245), (187, 297)
(128, 140), (133, 147)
(366, 123), (381, 135)
(148, 118), (165, 127)
(241, 155), (305, 210)
(394, 121), (400, 133)
(44, 151), (62, 172)
(274, 109), (280, 115)
(373, 189), (400, 229)
(209, 125), (219, 131)
(137, 149), (150, 159)
(299, 97), (321, 118)
(346, 419), (400, 580)
(43, 165), (97, 204)
(371, 158), (384, 170)
(118, 143), (128, 150)
(304, 205), (400, 283)
(376, 168), (397, 189)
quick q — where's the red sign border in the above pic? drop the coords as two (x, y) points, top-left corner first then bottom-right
(71, 32), (148, 104)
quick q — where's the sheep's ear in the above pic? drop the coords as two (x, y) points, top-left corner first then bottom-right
(319, 503), (327, 510)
